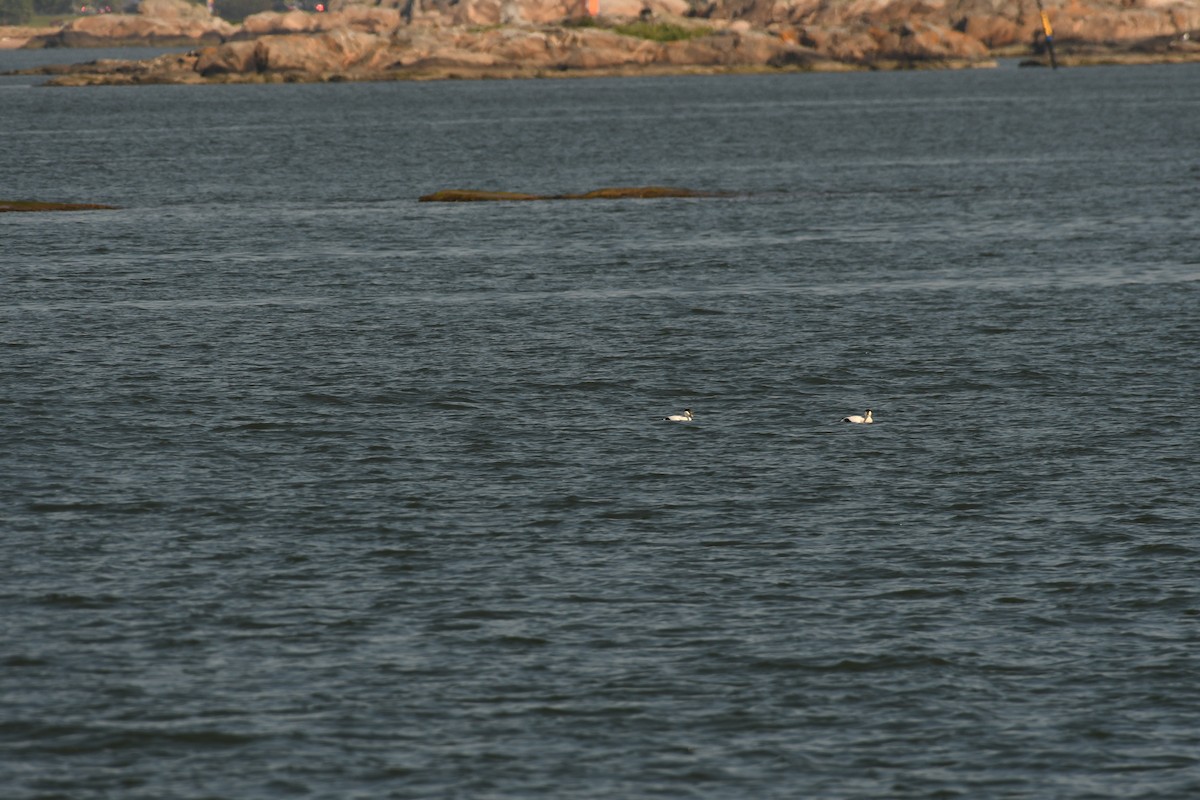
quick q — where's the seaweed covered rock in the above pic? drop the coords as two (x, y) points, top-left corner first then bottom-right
(0, 200), (118, 212)
(419, 186), (726, 201)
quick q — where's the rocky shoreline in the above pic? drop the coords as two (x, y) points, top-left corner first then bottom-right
(5, 0), (1199, 85)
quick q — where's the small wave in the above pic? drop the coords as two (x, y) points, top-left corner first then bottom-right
(301, 392), (351, 406)
(64, 728), (260, 755)
(3, 654), (50, 667)
(1118, 511), (1183, 527)
(451, 608), (525, 621)
(217, 615), (287, 630)
(572, 379), (626, 391)
(36, 592), (121, 609)
(523, 516), (564, 528)
(1127, 542), (1196, 556)
(215, 421), (353, 438)
(748, 654), (955, 673)
(427, 400), (480, 410)
(364, 392), (420, 404)
(265, 778), (313, 794)
(27, 501), (108, 513)
(531, 704), (643, 718)
(868, 586), (968, 600)
(597, 507), (661, 520)
(366, 547), (424, 559)
(540, 494), (607, 510)
(220, 421), (289, 432)
(493, 635), (550, 647)
(355, 455), (397, 464)
(28, 499), (169, 515)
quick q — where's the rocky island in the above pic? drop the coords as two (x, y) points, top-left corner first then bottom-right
(5, 0), (1199, 85)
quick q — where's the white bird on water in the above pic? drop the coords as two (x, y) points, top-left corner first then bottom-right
(664, 408), (694, 422)
(841, 409), (873, 424)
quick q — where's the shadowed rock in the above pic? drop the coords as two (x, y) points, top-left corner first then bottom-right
(419, 186), (727, 201)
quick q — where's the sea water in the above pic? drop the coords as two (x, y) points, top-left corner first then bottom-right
(2, 60), (1199, 798)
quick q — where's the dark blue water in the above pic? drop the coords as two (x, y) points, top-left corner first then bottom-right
(3, 62), (1199, 798)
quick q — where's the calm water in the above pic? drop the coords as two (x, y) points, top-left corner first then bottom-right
(2, 61), (1199, 798)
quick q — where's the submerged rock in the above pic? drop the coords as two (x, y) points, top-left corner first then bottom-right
(0, 200), (118, 212)
(419, 187), (727, 201)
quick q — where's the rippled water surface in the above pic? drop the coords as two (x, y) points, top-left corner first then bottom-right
(3, 62), (1199, 798)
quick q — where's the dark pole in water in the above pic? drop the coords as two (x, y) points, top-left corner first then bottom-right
(1035, 0), (1059, 69)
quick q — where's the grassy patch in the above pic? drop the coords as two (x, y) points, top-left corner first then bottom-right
(611, 21), (712, 42)
(28, 14), (69, 26)
(562, 17), (598, 29)
(562, 17), (712, 42)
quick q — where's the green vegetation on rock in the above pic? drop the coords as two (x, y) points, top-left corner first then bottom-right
(611, 21), (713, 42)
(563, 16), (712, 42)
